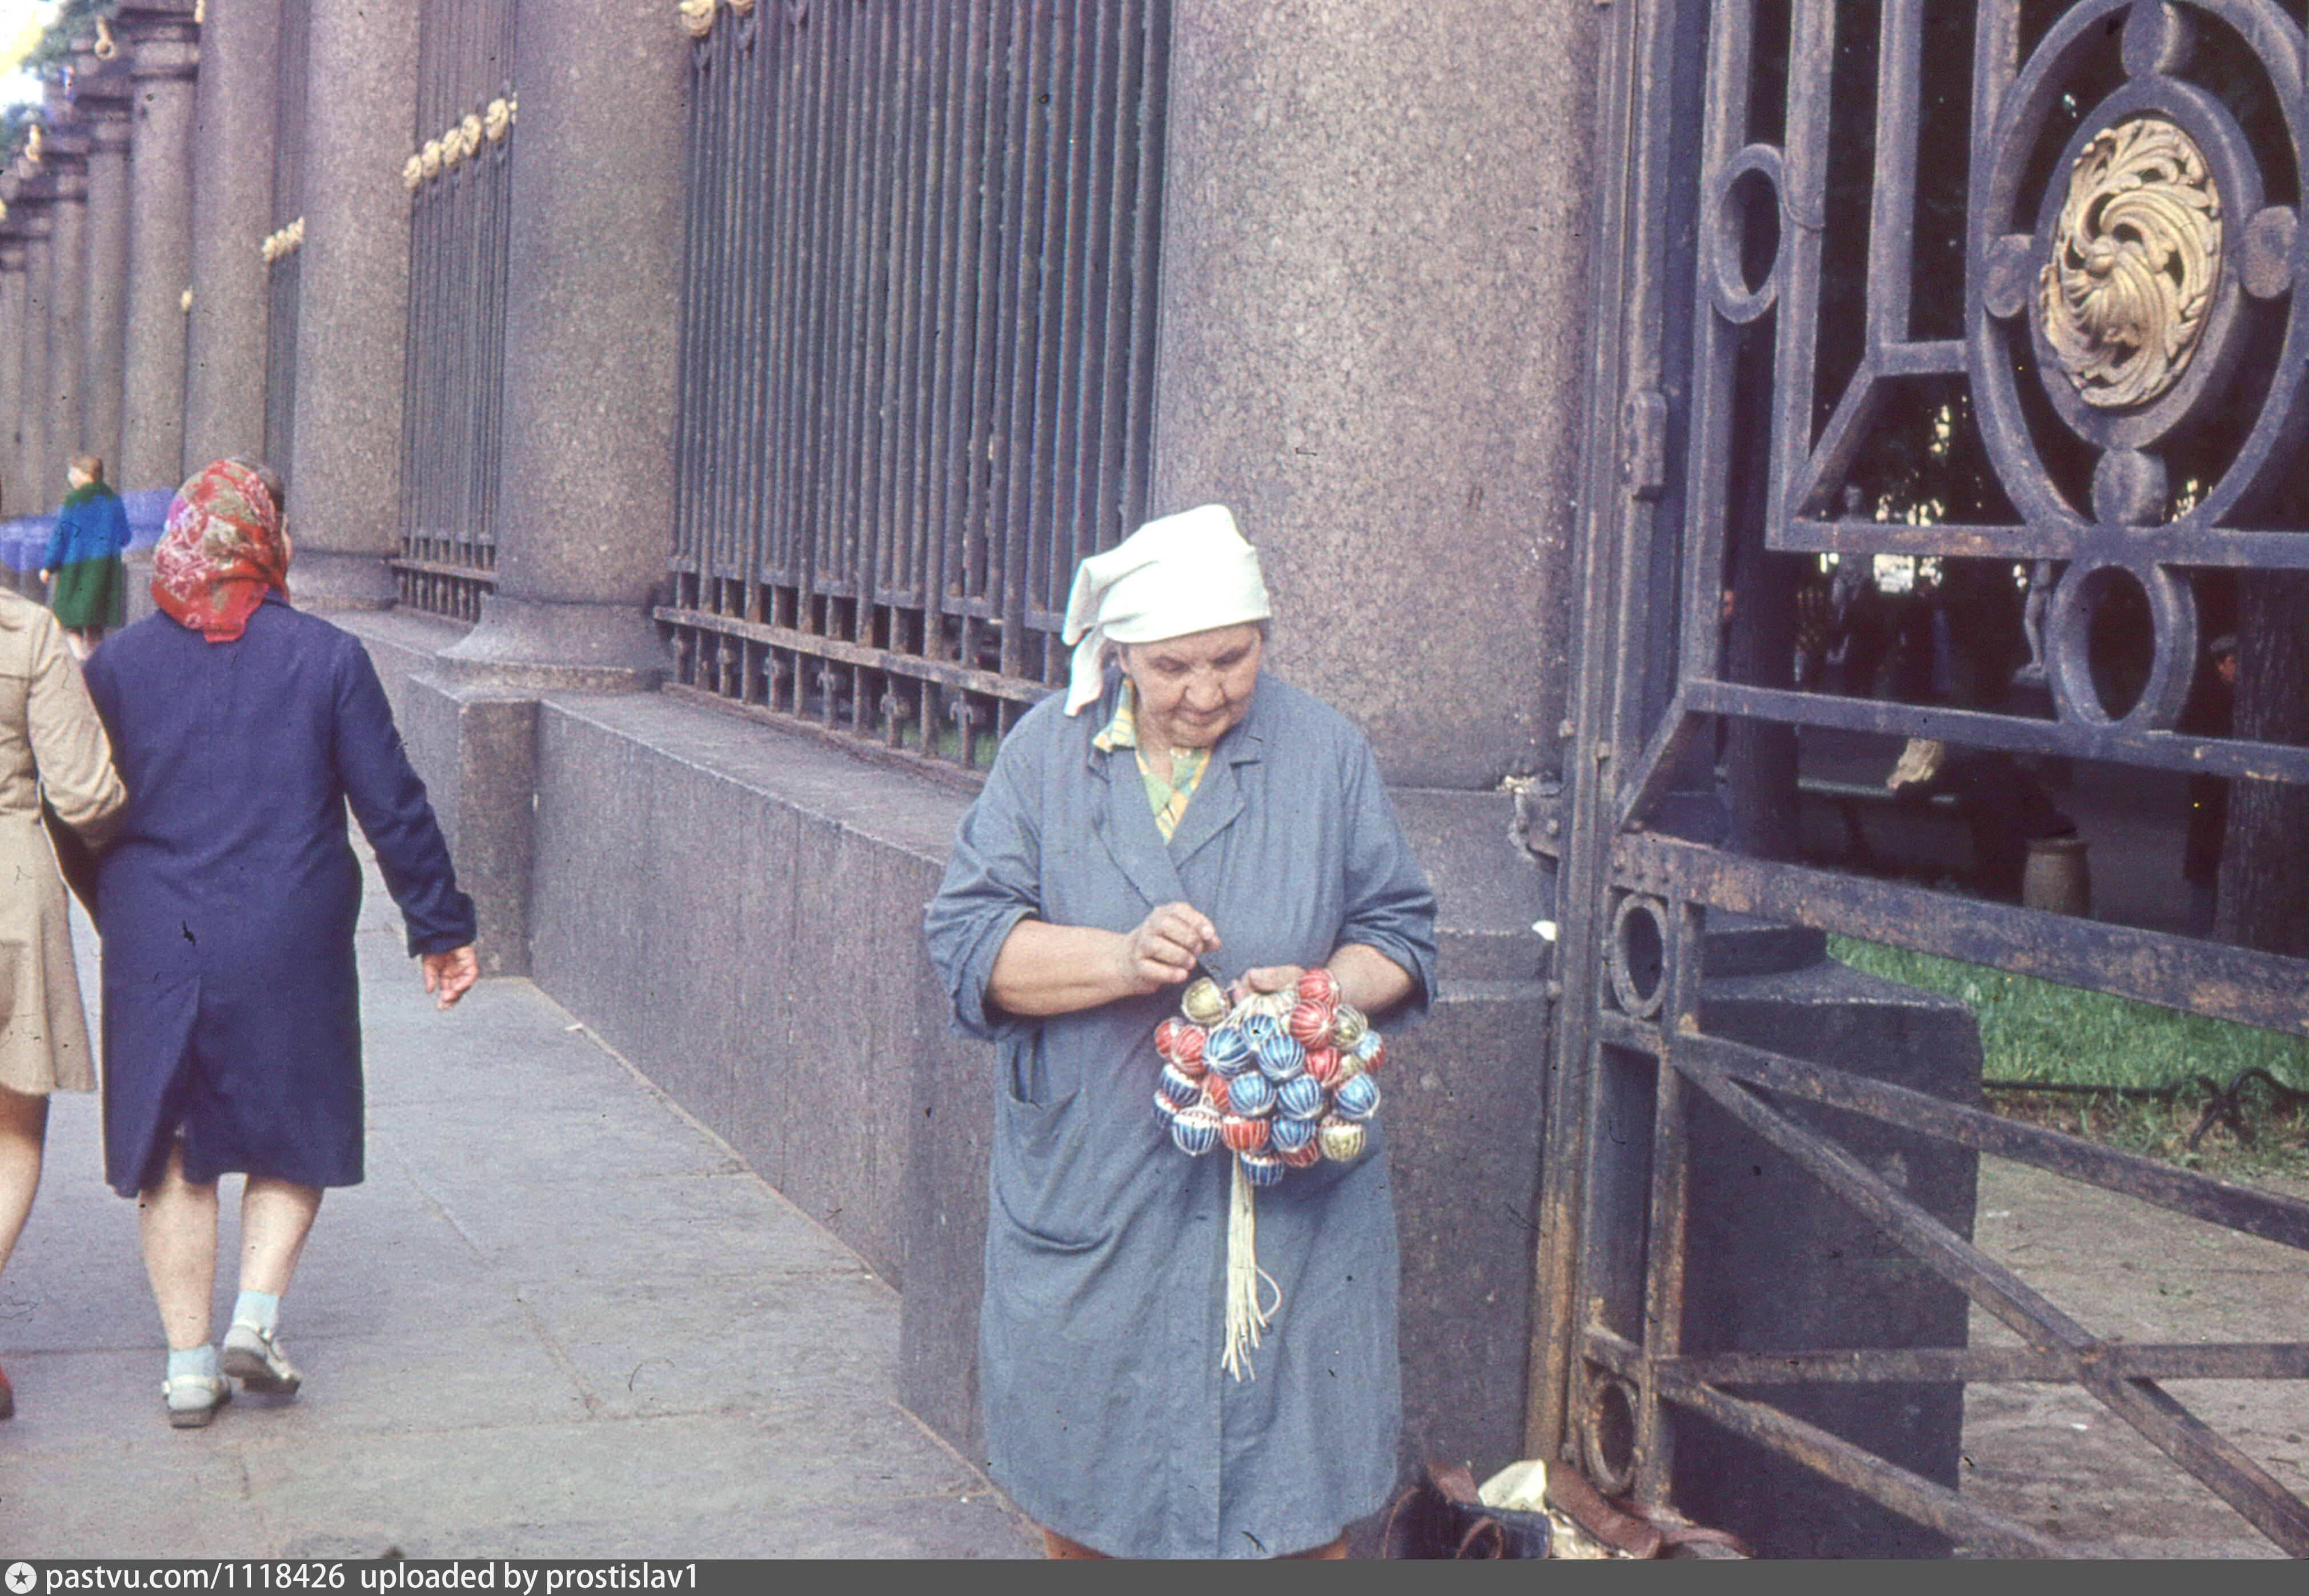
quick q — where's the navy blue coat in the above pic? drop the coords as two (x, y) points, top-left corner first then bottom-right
(82, 595), (474, 1196)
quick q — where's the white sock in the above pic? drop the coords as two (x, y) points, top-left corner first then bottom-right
(167, 1344), (219, 1381)
(232, 1289), (280, 1335)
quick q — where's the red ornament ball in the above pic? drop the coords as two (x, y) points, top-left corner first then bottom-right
(1154, 1017), (1181, 1062)
(1173, 1024), (1208, 1070)
(1304, 1046), (1341, 1088)
(1220, 1113), (1270, 1154)
(1287, 1000), (1334, 1047)
(1296, 967), (1342, 1008)
(1202, 1073), (1232, 1115)
(1279, 1138), (1323, 1169)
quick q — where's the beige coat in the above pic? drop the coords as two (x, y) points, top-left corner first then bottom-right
(0, 589), (125, 1094)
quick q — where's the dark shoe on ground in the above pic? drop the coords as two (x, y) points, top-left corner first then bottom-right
(162, 1373), (231, 1429)
(1, 1361), (14, 1420)
(221, 1320), (302, 1396)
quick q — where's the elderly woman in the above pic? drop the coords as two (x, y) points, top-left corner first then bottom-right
(38, 455), (133, 659)
(82, 460), (479, 1428)
(923, 505), (1438, 1558)
(0, 584), (126, 1420)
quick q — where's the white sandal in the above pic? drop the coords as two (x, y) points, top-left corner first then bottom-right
(222, 1320), (303, 1396)
(161, 1372), (231, 1429)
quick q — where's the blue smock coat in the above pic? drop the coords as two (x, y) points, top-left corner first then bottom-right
(39, 484), (130, 571)
(923, 669), (1438, 1558)
(82, 595), (474, 1197)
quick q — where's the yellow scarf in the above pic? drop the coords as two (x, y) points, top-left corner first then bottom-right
(1092, 681), (1210, 842)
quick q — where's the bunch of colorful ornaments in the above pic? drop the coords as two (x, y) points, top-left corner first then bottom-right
(1152, 968), (1384, 1185)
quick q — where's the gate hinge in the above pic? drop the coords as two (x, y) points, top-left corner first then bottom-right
(1621, 390), (1668, 502)
(1505, 773), (1568, 861)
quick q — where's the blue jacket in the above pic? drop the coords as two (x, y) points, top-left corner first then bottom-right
(82, 595), (476, 1195)
(40, 483), (131, 570)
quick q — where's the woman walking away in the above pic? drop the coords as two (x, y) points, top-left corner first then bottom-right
(38, 455), (133, 660)
(82, 460), (479, 1429)
(0, 585), (126, 1419)
(923, 506), (1437, 1557)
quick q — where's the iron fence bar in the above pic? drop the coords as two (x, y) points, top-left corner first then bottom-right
(764, 13), (808, 594)
(1758, 0), (1834, 536)
(1609, 1014), (2309, 1253)
(1686, 678), (2309, 787)
(1087, 0), (1142, 559)
(858, 0), (907, 635)
(1017, 0), (1076, 679)
(1632, 900), (1705, 1508)
(1674, 1045), (2095, 1353)
(1552, 0), (1692, 1464)
(827, 0), (871, 650)
(1775, 516), (2309, 568)
(1569, 1329), (2075, 1558)
(1865, 0), (1921, 353)
(671, 29), (705, 580)
(655, 604), (1049, 703)
(1116, 0), (1166, 542)
(992, 0), (1055, 679)
(1062, 0), (1117, 591)
(1670, 1344), (2309, 1386)
(1529, 0), (1657, 1459)
(1617, 832), (2309, 1037)
(703, 23), (736, 583)
(1674, 1052), (2309, 1554)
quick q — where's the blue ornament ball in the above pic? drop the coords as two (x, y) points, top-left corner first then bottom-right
(1269, 1113), (1317, 1154)
(1172, 1104), (1222, 1156)
(1239, 1149), (1287, 1188)
(1226, 1067), (1277, 1118)
(1240, 1010), (1284, 1048)
(1334, 1072), (1381, 1121)
(1276, 1073), (1326, 1121)
(1158, 1062), (1203, 1109)
(1254, 1032), (1305, 1082)
(1203, 1025), (1253, 1077)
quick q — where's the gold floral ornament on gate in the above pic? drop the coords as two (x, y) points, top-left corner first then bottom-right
(2038, 117), (2222, 411)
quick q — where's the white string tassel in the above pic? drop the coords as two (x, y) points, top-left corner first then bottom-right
(1221, 1158), (1280, 1382)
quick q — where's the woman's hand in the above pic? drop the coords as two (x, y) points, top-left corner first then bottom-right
(1117, 902), (1222, 995)
(987, 904), (1220, 1018)
(422, 945), (480, 1010)
(1230, 965), (1304, 1004)
(1230, 945), (1417, 1016)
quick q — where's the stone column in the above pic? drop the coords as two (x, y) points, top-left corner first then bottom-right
(182, 0), (280, 475)
(16, 210), (53, 515)
(75, 63), (137, 479)
(0, 240), (26, 519)
(438, 0), (684, 687)
(1149, 1), (1596, 791)
(39, 129), (91, 499)
(118, 5), (202, 496)
(286, 0), (420, 611)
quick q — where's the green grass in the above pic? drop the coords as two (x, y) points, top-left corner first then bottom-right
(1827, 935), (2309, 1179)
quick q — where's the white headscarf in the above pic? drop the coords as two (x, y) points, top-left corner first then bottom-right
(1060, 504), (1272, 716)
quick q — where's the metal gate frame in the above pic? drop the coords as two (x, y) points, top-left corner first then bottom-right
(1534, 0), (2309, 1555)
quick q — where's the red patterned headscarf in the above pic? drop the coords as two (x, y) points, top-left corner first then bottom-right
(151, 459), (290, 642)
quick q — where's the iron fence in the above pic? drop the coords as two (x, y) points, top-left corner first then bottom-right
(659, 0), (1171, 772)
(260, 0), (309, 489)
(1540, 0), (2309, 1557)
(392, 0), (516, 623)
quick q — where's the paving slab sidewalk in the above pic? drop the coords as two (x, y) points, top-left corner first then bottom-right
(0, 847), (1036, 1559)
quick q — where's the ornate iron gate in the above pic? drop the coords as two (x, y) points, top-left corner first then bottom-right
(1540, 0), (2309, 1555)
